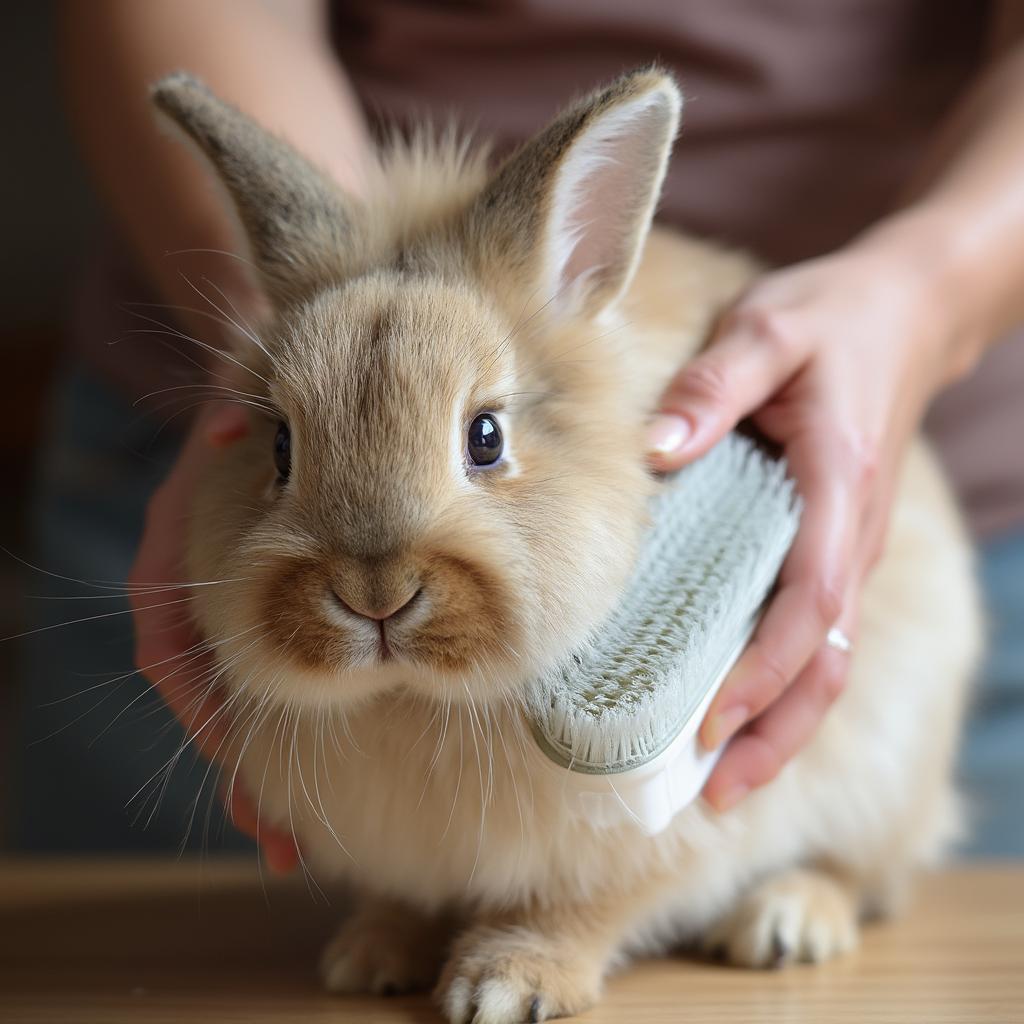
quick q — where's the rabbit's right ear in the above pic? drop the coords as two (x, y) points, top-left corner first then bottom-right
(470, 68), (681, 319)
(151, 73), (351, 308)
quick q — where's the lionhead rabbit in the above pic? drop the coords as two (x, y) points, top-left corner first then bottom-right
(153, 68), (979, 1023)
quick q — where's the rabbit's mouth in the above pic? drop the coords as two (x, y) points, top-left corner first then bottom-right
(239, 546), (527, 702)
(324, 584), (425, 665)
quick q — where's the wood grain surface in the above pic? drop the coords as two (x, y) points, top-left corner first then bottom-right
(0, 859), (1020, 1023)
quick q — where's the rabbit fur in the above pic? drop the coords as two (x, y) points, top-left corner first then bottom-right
(154, 68), (981, 1023)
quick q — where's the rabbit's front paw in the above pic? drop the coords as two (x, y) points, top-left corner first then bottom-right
(320, 900), (451, 996)
(436, 924), (602, 1024)
(706, 867), (859, 968)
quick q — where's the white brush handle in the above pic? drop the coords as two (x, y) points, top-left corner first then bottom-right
(527, 625), (752, 835)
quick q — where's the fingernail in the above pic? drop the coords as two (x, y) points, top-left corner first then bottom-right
(714, 783), (750, 813)
(703, 705), (749, 751)
(646, 414), (692, 456)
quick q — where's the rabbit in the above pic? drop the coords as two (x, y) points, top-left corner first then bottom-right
(153, 67), (981, 1024)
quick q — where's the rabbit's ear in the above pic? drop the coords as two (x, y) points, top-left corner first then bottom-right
(473, 67), (681, 317)
(151, 73), (351, 308)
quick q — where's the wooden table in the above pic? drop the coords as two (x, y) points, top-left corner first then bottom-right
(0, 859), (1020, 1023)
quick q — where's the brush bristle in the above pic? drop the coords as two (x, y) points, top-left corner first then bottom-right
(527, 434), (800, 772)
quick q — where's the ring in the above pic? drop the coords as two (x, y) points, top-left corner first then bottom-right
(826, 627), (853, 654)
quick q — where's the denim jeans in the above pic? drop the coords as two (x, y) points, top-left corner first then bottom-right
(956, 529), (1024, 857)
(10, 362), (250, 853)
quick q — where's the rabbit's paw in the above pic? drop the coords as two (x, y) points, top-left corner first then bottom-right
(436, 924), (603, 1024)
(320, 900), (451, 996)
(706, 868), (859, 968)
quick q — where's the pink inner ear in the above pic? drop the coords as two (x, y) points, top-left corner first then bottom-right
(550, 96), (675, 310)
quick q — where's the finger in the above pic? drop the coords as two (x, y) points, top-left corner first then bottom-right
(647, 309), (807, 470)
(155, 659), (229, 760)
(204, 403), (250, 447)
(129, 404), (249, 752)
(703, 578), (861, 810)
(263, 838), (301, 875)
(226, 781), (300, 874)
(699, 434), (855, 750)
(129, 575), (230, 757)
(225, 780), (260, 837)
(858, 474), (896, 574)
(702, 641), (851, 811)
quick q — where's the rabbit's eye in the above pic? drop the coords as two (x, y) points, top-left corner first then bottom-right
(468, 413), (503, 467)
(274, 421), (291, 480)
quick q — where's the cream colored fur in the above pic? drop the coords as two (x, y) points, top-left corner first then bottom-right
(154, 69), (981, 1023)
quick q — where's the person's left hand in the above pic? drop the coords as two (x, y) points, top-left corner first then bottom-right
(646, 230), (974, 811)
(129, 402), (300, 871)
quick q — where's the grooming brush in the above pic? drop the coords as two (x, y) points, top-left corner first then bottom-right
(526, 433), (801, 835)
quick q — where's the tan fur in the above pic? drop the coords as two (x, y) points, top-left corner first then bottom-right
(321, 896), (457, 996)
(156, 68), (981, 1024)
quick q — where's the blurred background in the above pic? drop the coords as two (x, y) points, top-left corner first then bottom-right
(0, 5), (98, 848)
(1, 6), (249, 858)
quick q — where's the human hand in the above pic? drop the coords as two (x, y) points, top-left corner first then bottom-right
(647, 229), (974, 811)
(129, 403), (300, 871)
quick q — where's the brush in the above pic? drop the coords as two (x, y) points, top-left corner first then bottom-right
(526, 433), (801, 834)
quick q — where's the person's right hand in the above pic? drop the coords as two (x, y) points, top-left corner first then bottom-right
(647, 229), (975, 812)
(128, 403), (300, 873)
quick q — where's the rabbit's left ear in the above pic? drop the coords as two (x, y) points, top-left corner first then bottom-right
(151, 72), (353, 308)
(471, 67), (682, 317)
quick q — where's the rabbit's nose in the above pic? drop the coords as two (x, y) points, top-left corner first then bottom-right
(332, 586), (422, 623)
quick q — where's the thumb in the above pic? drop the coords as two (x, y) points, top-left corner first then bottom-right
(647, 309), (805, 471)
